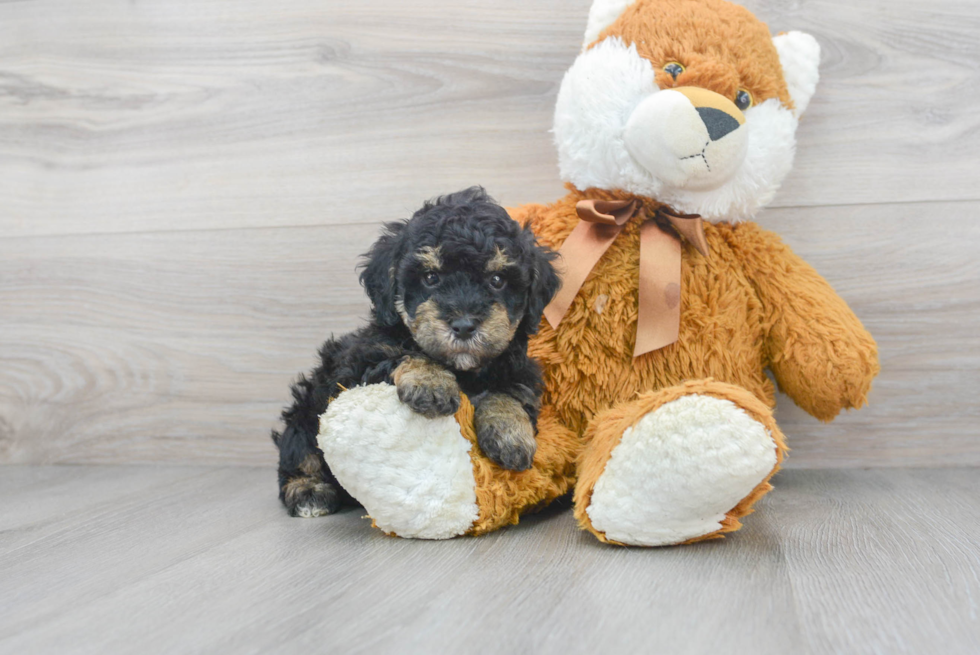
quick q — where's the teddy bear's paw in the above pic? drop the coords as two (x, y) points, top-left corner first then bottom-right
(317, 383), (479, 539)
(586, 394), (778, 546)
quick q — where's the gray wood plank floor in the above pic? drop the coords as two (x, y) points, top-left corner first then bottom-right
(1, 465), (978, 655)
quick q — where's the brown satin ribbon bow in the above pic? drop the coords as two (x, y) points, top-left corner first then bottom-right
(543, 198), (709, 357)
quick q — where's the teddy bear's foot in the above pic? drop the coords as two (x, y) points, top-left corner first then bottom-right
(317, 383), (480, 539)
(575, 380), (787, 546)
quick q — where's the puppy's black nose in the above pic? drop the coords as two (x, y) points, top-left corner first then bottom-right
(451, 317), (478, 339)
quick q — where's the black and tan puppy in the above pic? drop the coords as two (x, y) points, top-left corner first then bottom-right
(272, 187), (560, 517)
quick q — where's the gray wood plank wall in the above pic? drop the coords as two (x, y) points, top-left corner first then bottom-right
(1, 0), (978, 467)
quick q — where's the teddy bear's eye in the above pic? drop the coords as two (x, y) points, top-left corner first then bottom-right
(422, 271), (440, 287)
(735, 89), (753, 110)
(663, 62), (685, 80)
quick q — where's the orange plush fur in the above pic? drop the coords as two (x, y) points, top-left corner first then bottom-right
(596, 0), (794, 110)
(452, 396), (581, 536)
(453, 0), (879, 544)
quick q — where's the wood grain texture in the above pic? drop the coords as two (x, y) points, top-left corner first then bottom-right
(1, 200), (977, 467)
(0, 0), (576, 238)
(0, 223), (375, 466)
(1, 0), (978, 467)
(1, 466), (978, 654)
(776, 469), (980, 654)
(0, 0), (979, 238)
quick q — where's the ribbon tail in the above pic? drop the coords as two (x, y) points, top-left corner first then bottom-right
(634, 221), (682, 357)
(664, 212), (710, 258)
(544, 221), (623, 329)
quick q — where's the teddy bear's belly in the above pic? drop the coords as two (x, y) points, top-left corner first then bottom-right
(530, 256), (773, 437)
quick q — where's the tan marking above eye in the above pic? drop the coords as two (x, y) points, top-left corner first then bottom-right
(486, 246), (515, 272)
(415, 246), (442, 270)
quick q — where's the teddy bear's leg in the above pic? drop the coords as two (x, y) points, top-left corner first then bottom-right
(574, 379), (787, 547)
(317, 384), (578, 539)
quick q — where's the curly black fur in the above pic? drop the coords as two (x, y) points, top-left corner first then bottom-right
(272, 187), (560, 517)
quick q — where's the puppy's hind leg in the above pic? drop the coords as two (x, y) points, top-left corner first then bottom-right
(274, 392), (352, 517)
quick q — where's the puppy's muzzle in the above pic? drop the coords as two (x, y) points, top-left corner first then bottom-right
(408, 300), (517, 371)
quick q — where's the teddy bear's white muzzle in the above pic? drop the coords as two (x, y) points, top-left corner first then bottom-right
(624, 87), (748, 192)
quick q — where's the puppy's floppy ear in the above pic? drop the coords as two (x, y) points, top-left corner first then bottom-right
(359, 220), (409, 327)
(520, 226), (561, 335)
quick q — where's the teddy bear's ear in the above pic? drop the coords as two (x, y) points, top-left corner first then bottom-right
(772, 31), (821, 117)
(582, 0), (636, 47)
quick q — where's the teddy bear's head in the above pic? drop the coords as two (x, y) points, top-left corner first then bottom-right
(553, 0), (820, 221)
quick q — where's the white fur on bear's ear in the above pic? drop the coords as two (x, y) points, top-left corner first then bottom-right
(773, 31), (821, 117)
(583, 0), (636, 47)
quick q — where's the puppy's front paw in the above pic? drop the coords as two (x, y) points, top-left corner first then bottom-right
(393, 357), (461, 418)
(475, 393), (536, 471)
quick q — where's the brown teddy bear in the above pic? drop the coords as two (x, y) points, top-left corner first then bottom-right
(316, 0), (879, 546)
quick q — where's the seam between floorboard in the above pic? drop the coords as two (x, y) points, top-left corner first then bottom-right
(1, 197), (979, 243)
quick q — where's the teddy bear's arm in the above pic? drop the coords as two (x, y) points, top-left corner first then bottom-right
(729, 223), (880, 421)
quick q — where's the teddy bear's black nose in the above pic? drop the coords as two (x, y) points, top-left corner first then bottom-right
(451, 317), (478, 339)
(697, 107), (741, 141)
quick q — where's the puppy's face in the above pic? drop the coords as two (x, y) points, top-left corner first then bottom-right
(360, 187), (560, 371)
(397, 242), (525, 371)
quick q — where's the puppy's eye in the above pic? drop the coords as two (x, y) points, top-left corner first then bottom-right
(664, 62), (684, 80)
(735, 89), (753, 110)
(422, 271), (440, 287)
(488, 274), (506, 290)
